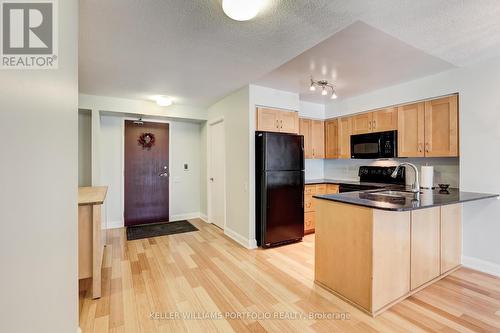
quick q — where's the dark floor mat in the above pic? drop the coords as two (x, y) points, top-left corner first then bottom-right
(126, 220), (198, 240)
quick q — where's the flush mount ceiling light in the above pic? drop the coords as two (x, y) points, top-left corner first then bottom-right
(155, 96), (173, 107)
(222, 0), (263, 21)
(309, 77), (338, 100)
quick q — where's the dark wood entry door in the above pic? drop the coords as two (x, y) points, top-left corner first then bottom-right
(124, 120), (169, 226)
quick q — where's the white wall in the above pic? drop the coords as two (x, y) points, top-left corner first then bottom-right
(79, 94), (207, 121)
(299, 100), (325, 119)
(207, 87), (252, 247)
(78, 110), (92, 186)
(99, 115), (202, 228)
(0, 0), (78, 332)
(326, 57), (500, 274)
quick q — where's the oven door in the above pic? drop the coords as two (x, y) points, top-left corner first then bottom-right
(351, 131), (397, 159)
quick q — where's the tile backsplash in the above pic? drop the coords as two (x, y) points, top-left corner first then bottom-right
(322, 157), (460, 187)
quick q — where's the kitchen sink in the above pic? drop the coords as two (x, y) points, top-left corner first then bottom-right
(359, 190), (421, 203)
(371, 190), (421, 198)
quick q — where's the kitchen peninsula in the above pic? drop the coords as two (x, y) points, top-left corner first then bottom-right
(313, 188), (498, 316)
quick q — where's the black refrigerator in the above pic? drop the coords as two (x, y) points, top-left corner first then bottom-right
(256, 131), (305, 248)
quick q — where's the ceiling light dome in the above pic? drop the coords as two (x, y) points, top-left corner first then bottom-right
(155, 96), (173, 107)
(222, 0), (263, 21)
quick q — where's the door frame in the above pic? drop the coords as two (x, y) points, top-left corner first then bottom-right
(121, 117), (172, 226)
(207, 117), (226, 230)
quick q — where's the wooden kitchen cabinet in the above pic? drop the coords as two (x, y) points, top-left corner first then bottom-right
(311, 120), (325, 158)
(256, 107), (299, 134)
(441, 204), (462, 274)
(304, 185), (317, 234)
(315, 200), (463, 316)
(315, 201), (410, 314)
(304, 183), (340, 234)
(411, 207), (440, 290)
(398, 102), (425, 157)
(299, 118), (325, 159)
(338, 117), (352, 159)
(326, 184), (339, 194)
(352, 113), (373, 135)
(299, 118), (313, 158)
(352, 108), (398, 135)
(280, 110), (300, 134)
(372, 107), (398, 132)
(398, 95), (458, 158)
(325, 119), (339, 159)
(256, 107), (280, 132)
(424, 95), (459, 157)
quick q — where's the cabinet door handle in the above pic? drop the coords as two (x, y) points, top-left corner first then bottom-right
(276, 120), (279, 129)
(418, 143), (423, 153)
(425, 143), (430, 153)
(280, 120), (283, 129)
(373, 120), (376, 129)
(368, 121), (372, 130)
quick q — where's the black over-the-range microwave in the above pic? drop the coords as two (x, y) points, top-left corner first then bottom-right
(350, 130), (397, 159)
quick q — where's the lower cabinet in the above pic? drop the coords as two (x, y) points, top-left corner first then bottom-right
(304, 183), (339, 234)
(440, 204), (462, 274)
(314, 201), (462, 316)
(410, 207), (441, 290)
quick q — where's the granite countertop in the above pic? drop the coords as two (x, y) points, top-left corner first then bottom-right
(314, 188), (499, 211)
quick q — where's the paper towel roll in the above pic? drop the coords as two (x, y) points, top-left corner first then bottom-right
(421, 166), (434, 189)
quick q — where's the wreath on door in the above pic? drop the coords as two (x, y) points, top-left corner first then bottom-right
(138, 133), (155, 150)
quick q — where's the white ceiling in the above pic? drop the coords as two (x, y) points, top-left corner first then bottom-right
(255, 21), (455, 103)
(79, 0), (500, 107)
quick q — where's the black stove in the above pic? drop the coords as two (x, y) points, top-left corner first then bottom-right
(336, 166), (407, 193)
(358, 166), (406, 185)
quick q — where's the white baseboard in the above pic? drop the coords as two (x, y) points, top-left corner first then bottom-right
(462, 256), (500, 277)
(106, 220), (124, 229)
(170, 212), (202, 221)
(199, 213), (209, 223)
(224, 227), (258, 249)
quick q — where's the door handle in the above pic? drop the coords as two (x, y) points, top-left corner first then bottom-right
(373, 120), (376, 129)
(368, 121), (372, 130)
(425, 143), (430, 153)
(280, 120), (283, 129)
(159, 172), (169, 177)
(418, 143), (423, 152)
(276, 120), (279, 129)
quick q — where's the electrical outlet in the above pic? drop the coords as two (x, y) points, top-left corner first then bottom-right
(184, 163), (189, 171)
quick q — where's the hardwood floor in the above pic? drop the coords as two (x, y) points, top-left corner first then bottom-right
(79, 219), (500, 333)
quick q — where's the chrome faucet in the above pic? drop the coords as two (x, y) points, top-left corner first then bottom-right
(391, 162), (420, 200)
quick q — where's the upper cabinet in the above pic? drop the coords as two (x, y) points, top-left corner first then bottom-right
(351, 108), (398, 135)
(352, 112), (373, 135)
(398, 95), (458, 158)
(256, 107), (299, 134)
(325, 119), (338, 159)
(398, 102), (425, 157)
(299, 118), (324, 159)
(299, 118), (313, 158)
(338, 117), (352, 159)
(372, 107), (398, 132)
(311, 120), (325, 159)
(424, 96), (459, 157)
